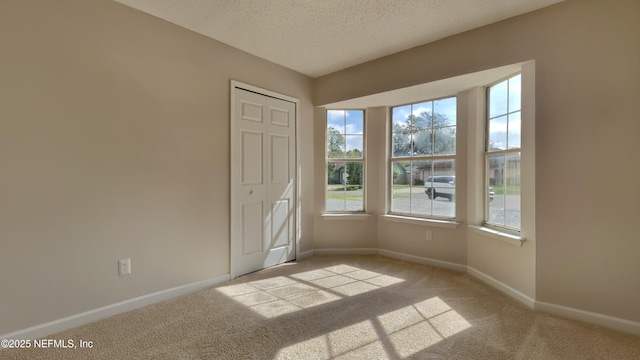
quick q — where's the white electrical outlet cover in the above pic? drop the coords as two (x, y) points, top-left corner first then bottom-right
(118, 259), (131, 276)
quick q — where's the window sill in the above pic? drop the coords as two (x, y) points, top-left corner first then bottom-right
(322, 213), (371, 221)
(469, 225), (525, 246)
(381, 215), (460, 229)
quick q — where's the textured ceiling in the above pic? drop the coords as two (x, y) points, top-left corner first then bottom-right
(114, 0), (563, 78)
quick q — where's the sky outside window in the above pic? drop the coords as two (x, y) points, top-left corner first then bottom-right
(327, 110), (364, 155)
(488, 75), (521, 151)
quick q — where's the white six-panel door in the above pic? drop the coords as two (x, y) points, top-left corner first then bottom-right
(231, 85), (296, 278)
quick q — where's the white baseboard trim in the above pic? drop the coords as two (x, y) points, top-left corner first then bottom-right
(378, 249), (467, 273)
(1, 274), (230, 341)
(535, 301), (640, 336)
(467, 266), (536, 309)
(308, 247), (465, 273)
(304, 248), (466, 273)
(313, 248), (379, 255)
(6, 251), (638, 340)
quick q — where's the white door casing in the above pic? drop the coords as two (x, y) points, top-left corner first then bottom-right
(231, 82), (297, 278)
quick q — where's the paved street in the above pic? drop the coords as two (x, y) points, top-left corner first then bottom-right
(326, 186), (521, 228)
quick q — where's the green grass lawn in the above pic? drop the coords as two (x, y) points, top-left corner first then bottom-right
(492, 185), (521, 195)
(327, 187), (363, 201)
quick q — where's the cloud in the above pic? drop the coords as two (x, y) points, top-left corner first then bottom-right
(327, 110), (364, 134)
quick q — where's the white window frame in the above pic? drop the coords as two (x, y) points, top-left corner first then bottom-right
(388, 96), (457, 220)
(484, 73), (522, 232)
(325, 109), (366, 214)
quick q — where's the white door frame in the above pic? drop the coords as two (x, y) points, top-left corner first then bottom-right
(229, 80), (299, 279)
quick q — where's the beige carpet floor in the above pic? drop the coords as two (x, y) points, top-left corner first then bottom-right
(3, 255), (639, 359)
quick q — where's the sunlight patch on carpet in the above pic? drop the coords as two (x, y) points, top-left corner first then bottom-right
(275, 297), (472, 359)
(429, 308), (472, 338)
(275, 320), (378, 359)
(215, 264), (405, 318)
(388, 321), (443, 357)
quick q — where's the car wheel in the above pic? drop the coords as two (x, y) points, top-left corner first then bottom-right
(426, 188), (434, 199)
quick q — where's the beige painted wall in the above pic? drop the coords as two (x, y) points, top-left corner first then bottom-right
(314, 0), (640, 322)
(0, 0), (313, 335)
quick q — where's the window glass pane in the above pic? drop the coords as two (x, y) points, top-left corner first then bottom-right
(326, 161), (363, 212)
(489, 115), (507, 151)
(392, 105), (411, 131)
(505, 153), (521, 229)
(327, 127), (345, 158)
(509, 74), (522, 112)
(327, 161), (345, 187)
(345, 135), (363, 158)
(391, 161), (411, 213)
(392, 132), (411, 157)
(489, 80), (508, 118)
(344, 161), (363, 187)
(327, 161), (345, 211)
(408, 160), (430, 216)
(327, 110), (345, 134)
(411, 101), (432, 130)
(487, 154), (505, 226)
(508, 111), (521, 149)
(434, 126), (456, 155)
(434, 97), (457, 127)
(425, 160), (456, 218)
(345, 110), (364, 135)
(412, 129), (432, 156)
